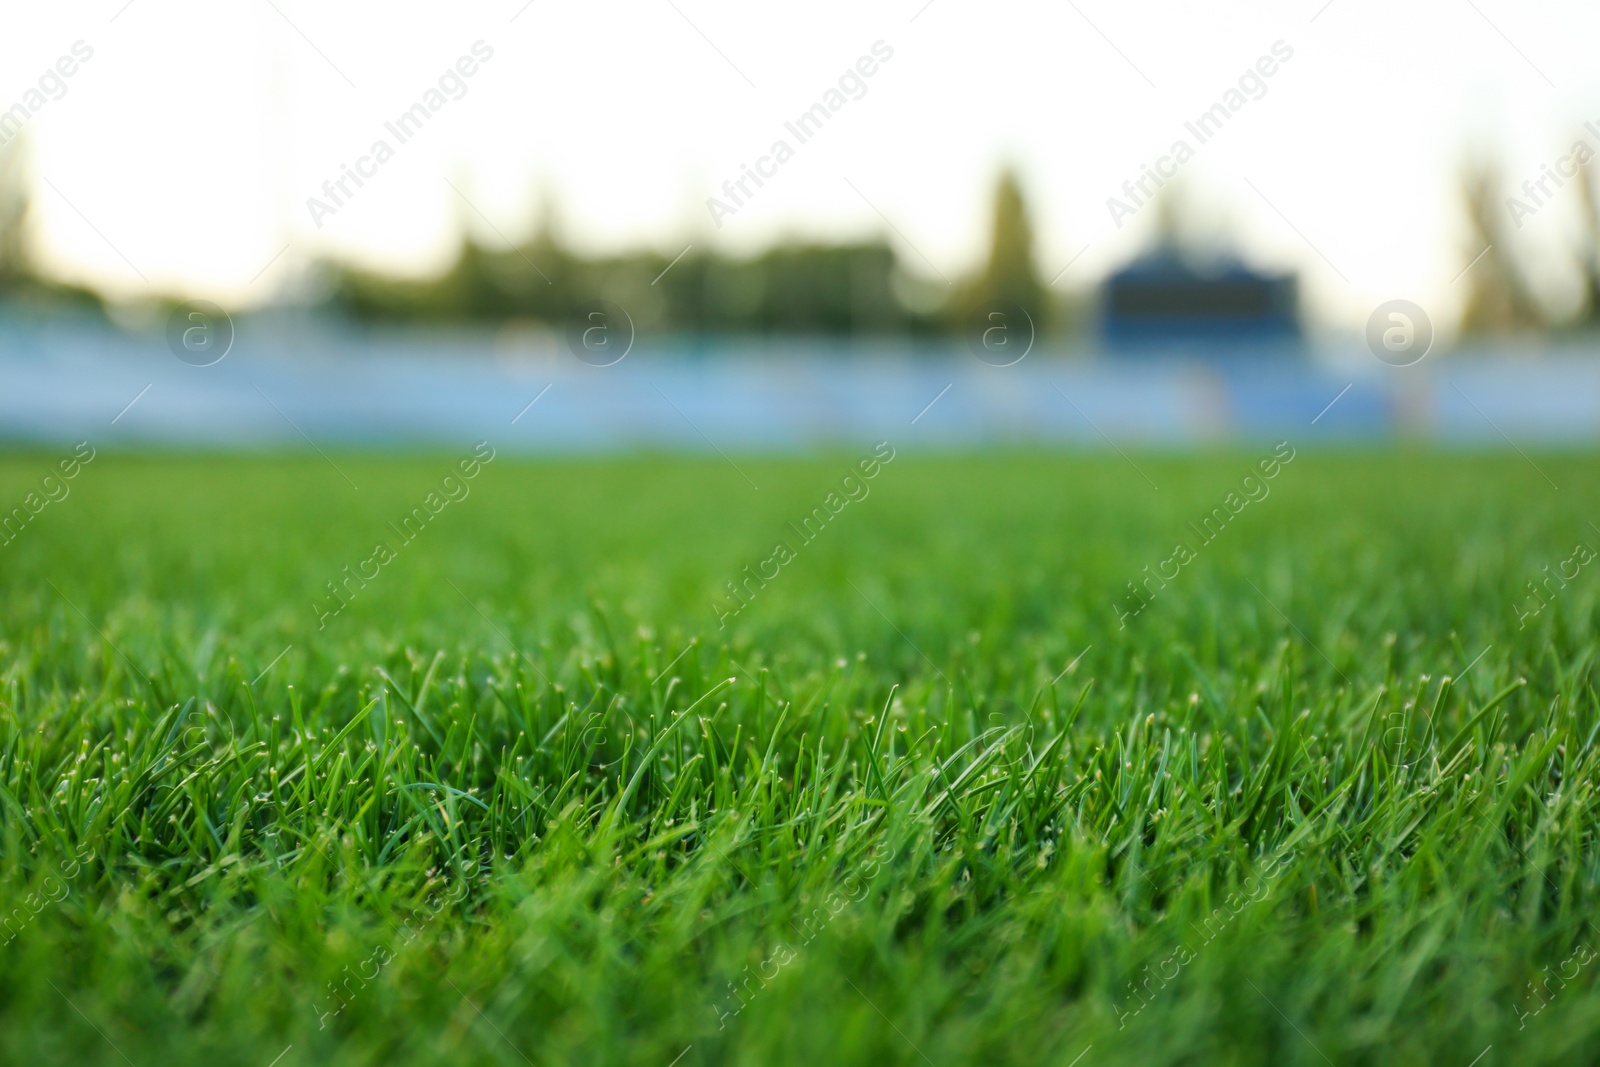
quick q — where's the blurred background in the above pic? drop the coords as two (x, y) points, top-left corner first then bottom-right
(5, 0), (1600, 447)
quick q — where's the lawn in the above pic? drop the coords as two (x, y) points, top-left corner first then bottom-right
(1, 446), (1598, 1066)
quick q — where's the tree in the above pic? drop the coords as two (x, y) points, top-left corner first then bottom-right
(1574, 155), (1600, 327)
(0, 139), (30, 291)
(957, 168), (1047, 332)
(0, 136), (100, 312)
(1457, 161), (1546, 336)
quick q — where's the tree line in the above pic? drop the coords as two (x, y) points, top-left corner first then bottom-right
(6, 131), (1600, 340)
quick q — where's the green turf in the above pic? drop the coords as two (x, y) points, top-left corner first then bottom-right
(2, 447), (1598, 1066)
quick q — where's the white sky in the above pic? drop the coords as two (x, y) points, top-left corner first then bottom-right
(6, 0), (1599, 332)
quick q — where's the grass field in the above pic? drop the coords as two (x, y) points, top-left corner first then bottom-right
(2, 446), (1599, 1066)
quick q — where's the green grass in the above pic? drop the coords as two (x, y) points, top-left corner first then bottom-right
(3, 447), (1599, 1066)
